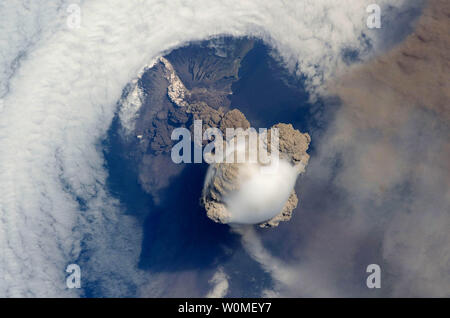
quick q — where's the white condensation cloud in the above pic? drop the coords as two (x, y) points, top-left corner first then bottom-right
(0, 0), (411, 296)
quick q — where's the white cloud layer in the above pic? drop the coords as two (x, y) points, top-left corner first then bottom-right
(0, 0), (416, 296)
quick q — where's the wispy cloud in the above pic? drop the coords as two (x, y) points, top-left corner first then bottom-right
(206, 267), (229, 298)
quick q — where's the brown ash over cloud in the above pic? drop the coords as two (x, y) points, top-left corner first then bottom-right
(255, 0), (450, 297)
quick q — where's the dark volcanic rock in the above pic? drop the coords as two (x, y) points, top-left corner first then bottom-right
(166, 37), (254, 109)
